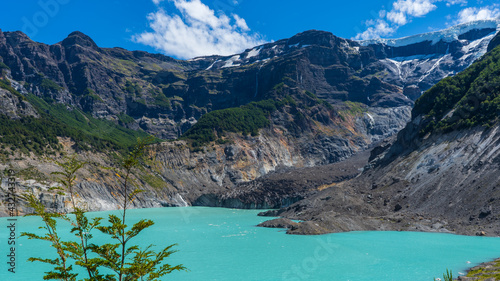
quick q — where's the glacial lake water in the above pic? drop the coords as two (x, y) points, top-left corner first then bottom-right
(1, 207), (500, 280)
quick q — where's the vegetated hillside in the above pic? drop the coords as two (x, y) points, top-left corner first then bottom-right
(0, 74), (150, 157)
(413, 46), (500, 135)
(261, 31), (500, 237)
(0, 22), (498, 213)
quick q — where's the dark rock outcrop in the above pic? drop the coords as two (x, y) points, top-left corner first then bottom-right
(257, 218), (298, 229)
(487, 31), (500, 52)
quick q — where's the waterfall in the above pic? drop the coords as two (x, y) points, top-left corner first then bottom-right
(254, 64), (264, 98)
(173, 194), (189, 207)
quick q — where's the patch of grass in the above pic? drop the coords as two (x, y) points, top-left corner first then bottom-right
(152, 91), (171, 109)
(273, 82), (285, 91)
(83, 88), (103, 102)
(304, 91), (334, 110)
(140, 171), (166, 190)
(343, 101), (367, 115)
(464, 258), (500, 280)
(467, 268), (484, 275)
(17, 164), (49, 182)
(117, 113), (135, 124)
(41, 78), (63, 92)
(125, 80), (141, 95)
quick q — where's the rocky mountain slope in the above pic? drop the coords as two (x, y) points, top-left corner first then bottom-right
(1, 20), (497, 139)
(0, 21), (499, 214)
(262, 31), (500, 236)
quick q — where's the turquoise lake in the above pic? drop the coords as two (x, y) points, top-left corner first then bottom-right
(1, 207), (500, 280)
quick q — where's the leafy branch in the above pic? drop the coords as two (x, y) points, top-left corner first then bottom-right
(21, 137), (186, 280)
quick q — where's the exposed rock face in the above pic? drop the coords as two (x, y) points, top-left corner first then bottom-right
(0, 150), (187, 217)
(403, 85), (421, 101)
(487, 31), (500, 52)
(0, 87), (38, 119)
(190, 150), (370, 209)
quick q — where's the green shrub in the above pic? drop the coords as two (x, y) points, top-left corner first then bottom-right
(304, 91), (334, 110)
(152, 91), (172, 109)
(0, 61), (9, 70)
(83, 88), (103, 102)
(117, 113), (135, 124)
(40, 78), (63, 92)
(181, 98), (290, 146)
(125, 80), (141, 95)
(21, 140), (186, 280)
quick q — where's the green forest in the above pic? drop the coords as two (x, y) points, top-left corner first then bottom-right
(0, 79), (150, 156)
(414, 44), (500, 135)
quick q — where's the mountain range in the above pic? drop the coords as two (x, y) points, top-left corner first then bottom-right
(0, 19), (499, 233)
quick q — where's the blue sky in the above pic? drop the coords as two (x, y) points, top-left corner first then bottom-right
(0, 0), (498, 59)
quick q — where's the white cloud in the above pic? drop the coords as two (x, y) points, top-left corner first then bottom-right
(355, 0), (499, 40)
(387, 11), (408, 25)
(355, 0), (439, 40)
(445, 0), (467, 7)
(134, 0), (265, 59)
(233, 14), (249, 31)
(355, 19), (397, 40)
(392, 0), (437, 18)
(385, 0), (437, 26)
(379, 10), (387, 18)
(456, 5), (500, 24)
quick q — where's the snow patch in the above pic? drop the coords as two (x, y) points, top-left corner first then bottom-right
(390, 54), (437, 62)
(460, 33), (495, 61)
(418, 54), (451, 83)
(246, 47), (261, 59)
(358, 19), (500, 48)
(222, 55), (241, 68)
(205, 59), (219, 70)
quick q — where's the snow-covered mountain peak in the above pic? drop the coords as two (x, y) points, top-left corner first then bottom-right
(358, 19), (500, 47)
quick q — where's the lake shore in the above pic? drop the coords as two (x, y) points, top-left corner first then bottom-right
(456, 258), (500, 280)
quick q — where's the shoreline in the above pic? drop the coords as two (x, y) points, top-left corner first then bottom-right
(456, 258), (500, 280)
